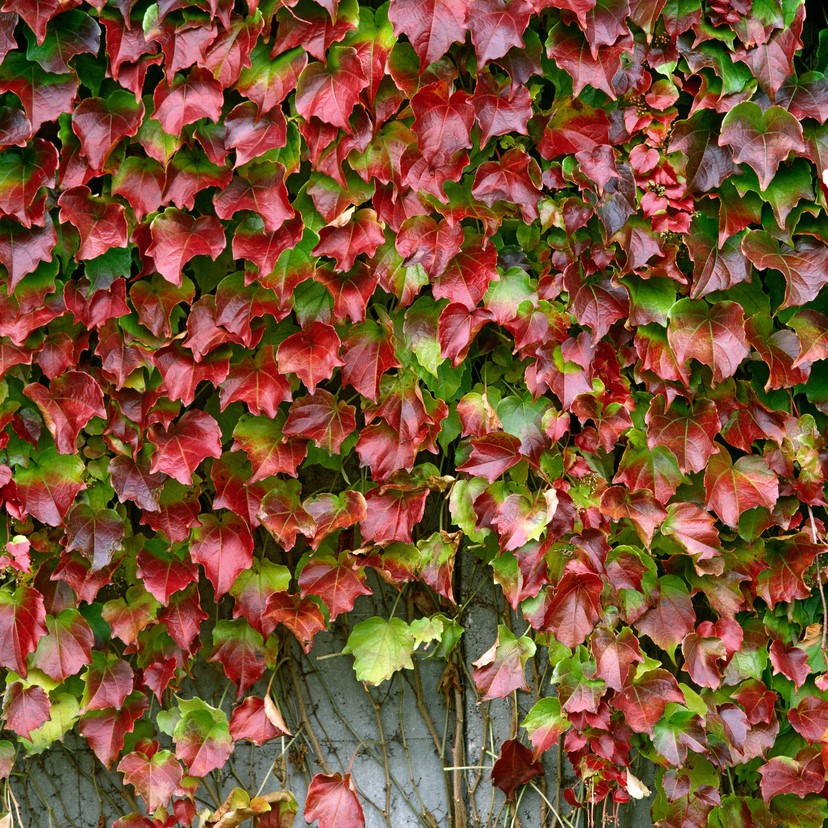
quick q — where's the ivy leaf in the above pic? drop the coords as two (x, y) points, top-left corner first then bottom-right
(71, 91), (143, 172)
(304, 772), (365, 828)
(0, 585), (47, 678)
(0, 54), (78, 132)
(718, 102), (805, 190)
(457, 432), (523, 483)
(209, 619), (268, 697)
(229, 696), (290, 745)
(57, 186), (128, 261)
(298, 554), (371, 621)
(789, 697), (828, 743)
(295, 46), (368, 131)
(147, 208), (227, 288)
(387, 0), (468, 67)
(343, 617), (415, 685)
(491, 739), (542, 800)
(313, 209), (385, 273)
(277, 322), (344, 394)
(471, 147), (542, 223)
(543, 571), (603, 649)
(3, 682), (50, 740)
(64, 504), (124, 573)
(768, 640), (810, 688)
(214, 164), (294, 234)
(741, 231), (828, 309)
(758, 749), (825, 804)
(190, 513), (254, 599)
(472, 624), (536, 700)
(634, 576), (695, 654)
(14, 448), (86, 526)
(521, 697), (570, 759)
(147, 410), (223, 486)
(117, 743), (183, 812)
(31, 608), (93, 682)
(135, 543), (198, 606)
(230, 558), (291, 638)
(685, 214), (750, 298)
(611, 668), (684, 734)
(78, 692), (147, 769)
(0, 216), (57, 293)
(668, 109), (737, 194)
(645, 396), (720, 475)
(152, 67), (224, 136)
(411, 80), (474, 166)
(667, 299), (749, 385)
(591, 627), (644, 693)
(264, 591), (326, 653)
(81, 652), (135, 712)
(23, 370), (105, 454)
(704, 451), (778, 528)
(259, 479), (317, 550)
(359, 486), (428, 544)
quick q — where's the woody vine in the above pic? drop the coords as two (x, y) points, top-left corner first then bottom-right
(0, 0), (827, 825)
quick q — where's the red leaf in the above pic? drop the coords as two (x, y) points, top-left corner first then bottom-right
(31, 607), (93, 682)
(769, 640), (810, 689)
(258, 480), (316, 550)
(360, 486), (428, 544)
(635, 577), (696, 653)
(264, 591), (326, 652)
(471, 147), (542, 223)
(340, 321), (399, 403)
(295, 46), (368, 131)
(599, 486), (667, 547)
(305, 772), (365, 828)
(719, 102), (805, 190)
(645, 396), (720, 475)
(83, 653), (135, 712)
(283, 390), (356, 454)
(190, 513), (254, 599)
(758, 748), (825, 804)
(209, 618), (268, 697)
(0, 584), (47, 676)
(313, 209), (385, 272)
(433, 235), (499, 310)
(136, 545), (198, 605)
(0, 216), (57, 293)
(472, 625), (535, 700)
(148, 410), (223, 486)
(611, 668), (684, 734)
(704, 451), (778, 528)
(57, 185), (128, 260)
(742, 231), (828, 309)
(396, 215), (464, 280)
(469, 0), (533, 65)
(152, 67), (224, 135)
(543, 571), (603, 649)
(117, 743), (183, 813)
(789, 697), (828, 743)
(148, 208), (227, 287)
(491, 739), (542, 800)
(229, 696), (290, 745)
(214, 163), (294, 233)
(667, 299), (749, 386)
(111, 157), (166, 221)
(225, 102), (287, 167)
(298, 554), (371, 621)
(71, 92), (144, 172)
(387, 0), (468, 67)
(65, 504), (125, 572)
(220, 346), (291, 419)
(277, 322), (344, 394)
(158, 584), (207, 653)
(591, 627), (643, 693)
(23, 371), (105, 454)
(411, 81), (474, 167)
(4, 681), (50, 739)
(79, 693), (148, 769)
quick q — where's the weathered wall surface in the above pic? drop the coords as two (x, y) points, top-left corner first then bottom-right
(16, 559), (655, 828)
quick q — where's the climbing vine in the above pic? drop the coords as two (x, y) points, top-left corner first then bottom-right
(0, 0), (826, 825)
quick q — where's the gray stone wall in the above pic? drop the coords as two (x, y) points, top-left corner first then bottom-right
(15, 558), (655, 828)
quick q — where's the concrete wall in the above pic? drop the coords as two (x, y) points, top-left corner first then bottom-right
(15, 556), (655, 828)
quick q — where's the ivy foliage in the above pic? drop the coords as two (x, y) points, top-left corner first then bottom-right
(0, 0), (827, 824)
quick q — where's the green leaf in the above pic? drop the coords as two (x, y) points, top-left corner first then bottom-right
(343, 617), (415, 685)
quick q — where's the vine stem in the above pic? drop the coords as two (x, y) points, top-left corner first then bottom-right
(807, 505), (828, 670)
